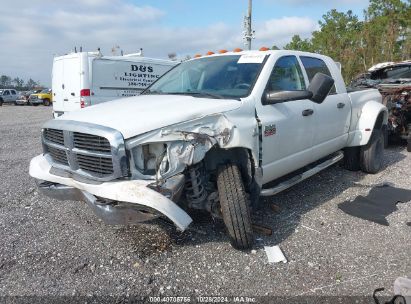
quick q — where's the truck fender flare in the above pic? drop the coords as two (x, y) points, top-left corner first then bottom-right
(347, 100), (388, 147)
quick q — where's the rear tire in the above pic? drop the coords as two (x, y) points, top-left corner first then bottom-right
(0, 99), (3, 107)
(343, 146), (360, 171)
(407, 137), (411, 153)
(360, 129), (384, 174)
(217, 163), (254, 250)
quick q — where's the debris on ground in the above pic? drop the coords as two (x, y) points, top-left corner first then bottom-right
(252, 223), (273, 236)
(270, 204), (281, 213)
(394, 275), (411, 303)
(264, 246), (287, 264)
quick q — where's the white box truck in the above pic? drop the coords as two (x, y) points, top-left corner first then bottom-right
(51, 51), (177, 117)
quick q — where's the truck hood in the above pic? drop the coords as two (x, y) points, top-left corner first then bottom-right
(58, 95), (241, 139)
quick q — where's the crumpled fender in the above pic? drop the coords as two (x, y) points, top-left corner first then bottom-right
(29, 154), (193, 231)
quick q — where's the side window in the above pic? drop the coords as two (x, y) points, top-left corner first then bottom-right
(300, 56), (336, 94)
(11, 90), (16, 95)
(4, 90), (10, 95)
(267, 56), (306, 92)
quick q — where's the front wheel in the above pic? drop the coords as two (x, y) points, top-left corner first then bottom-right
(217, 163), (254, 250)
(360, 129), (384, 174)
(43, 99), (51, 106)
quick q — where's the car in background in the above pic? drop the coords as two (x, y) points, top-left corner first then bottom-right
(0, 89), (18, 106)
(350, 60), (411, 150)
(29, 89), (52, 106)
(15, 91), (30, 105)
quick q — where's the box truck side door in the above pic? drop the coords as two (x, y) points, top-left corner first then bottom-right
(62, 55), (81, 112)
(52, 58), (64, 114)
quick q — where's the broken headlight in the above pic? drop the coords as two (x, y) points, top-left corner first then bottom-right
(131, 143), (169, 176)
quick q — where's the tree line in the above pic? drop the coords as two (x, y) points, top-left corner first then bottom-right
(0, 75), (43, 91)
(280, 0), (410, 83)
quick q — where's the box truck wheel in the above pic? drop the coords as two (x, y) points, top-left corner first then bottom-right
(217, 163), (254, 250)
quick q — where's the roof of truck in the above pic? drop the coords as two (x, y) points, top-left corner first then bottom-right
(190, 49), (332, 61)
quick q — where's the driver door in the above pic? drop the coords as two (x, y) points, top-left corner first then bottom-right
(256, 56), (315, 184)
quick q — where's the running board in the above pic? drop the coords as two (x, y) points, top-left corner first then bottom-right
(260, 151), (344, 197)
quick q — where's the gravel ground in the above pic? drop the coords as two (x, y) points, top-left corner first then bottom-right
(0, 105), (410, 300)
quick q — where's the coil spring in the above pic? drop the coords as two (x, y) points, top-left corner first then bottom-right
(185, 163), (207, 208)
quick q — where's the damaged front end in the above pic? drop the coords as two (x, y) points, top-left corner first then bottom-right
(126, 114), (235, 213)
(30, 114), (236, 230)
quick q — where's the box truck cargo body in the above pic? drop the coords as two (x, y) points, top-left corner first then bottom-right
(52, 52), (177, 117)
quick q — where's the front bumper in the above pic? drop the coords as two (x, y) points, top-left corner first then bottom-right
(29, 154), (192, 230)
(15, 99), (28, 105)
(29, 98), (43, 104)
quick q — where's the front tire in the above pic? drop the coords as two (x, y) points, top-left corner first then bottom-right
(360, 129), (384, 174)
(217, 163), (254, 250)
(43, 99), (50, 106)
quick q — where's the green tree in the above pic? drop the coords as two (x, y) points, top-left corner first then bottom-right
(13, 77), (24, 88)
(283, 35), (313, 52)
(363, 0), (411, 64)
(26, 78), (38, 89)
(310, 9), (364, 81)
(0, 75), (11, 87)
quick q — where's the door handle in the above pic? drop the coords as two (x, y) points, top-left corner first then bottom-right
(63, 98), (68, 101)
(337, 102), (345, 109)
(302, 109), (314, 116)
(71, 92), (75, 96)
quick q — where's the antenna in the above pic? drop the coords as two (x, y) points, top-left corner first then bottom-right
(243, 0), (255, 50)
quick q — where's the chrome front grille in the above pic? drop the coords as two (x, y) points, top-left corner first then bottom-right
(41, 121), (128, 182)
(47, 146), (68, 165)
(73, 132), (111, 153)
(44, 129), (64, 145)
(76, 154), (114, 176)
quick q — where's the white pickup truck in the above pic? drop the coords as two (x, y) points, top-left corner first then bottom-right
(30, 50), (387, 249)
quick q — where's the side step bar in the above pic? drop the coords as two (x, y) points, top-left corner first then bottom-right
(260, 151), (344, 197)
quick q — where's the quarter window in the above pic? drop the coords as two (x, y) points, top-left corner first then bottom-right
(300, 56), (336, 94)
(267, 56), (306, 92)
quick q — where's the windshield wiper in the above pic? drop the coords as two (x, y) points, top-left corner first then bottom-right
(143, 89), (165, 95)
(166, 91), (228, 99)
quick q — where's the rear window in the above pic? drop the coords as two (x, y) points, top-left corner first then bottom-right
(300, 56), (336, 94)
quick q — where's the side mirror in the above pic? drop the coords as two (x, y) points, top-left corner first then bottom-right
(263, 90), (313, 105)
(308, 73), (335, 104)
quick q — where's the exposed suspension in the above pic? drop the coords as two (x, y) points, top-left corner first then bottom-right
(185, 163), (208, 209)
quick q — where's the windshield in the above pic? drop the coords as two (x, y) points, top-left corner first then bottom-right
(40, 89), (49, 93)
(144, 55), (266, 99)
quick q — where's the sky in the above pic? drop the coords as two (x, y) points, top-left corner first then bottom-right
(0, 0), (370, 86)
